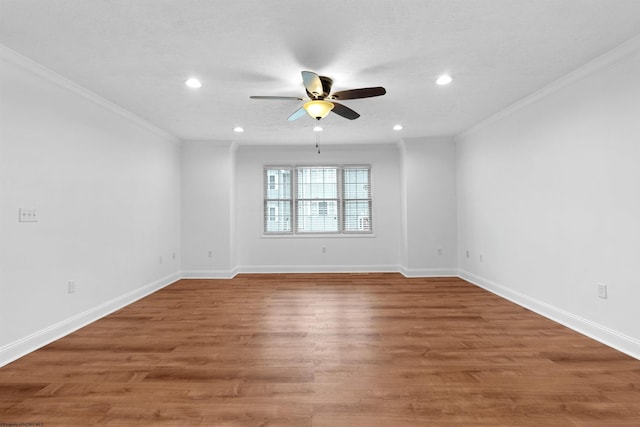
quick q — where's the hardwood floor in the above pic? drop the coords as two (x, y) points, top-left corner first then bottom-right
(1, 273), (639, 426)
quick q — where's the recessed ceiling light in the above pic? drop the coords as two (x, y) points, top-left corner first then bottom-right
(233, 126), (244, 133)
(185, 78), (202, 89)
(393, 124), (403, 131)
(313, 125), (323, 132)
(436, 74), (452, 86)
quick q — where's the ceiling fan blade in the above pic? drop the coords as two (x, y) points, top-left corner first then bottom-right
(331, 102), (360, 120)
(331, 87), (386, 100)
(302, 71), (323, 97)
(287, 107), (307, 121)
(250, 96), (303, 100)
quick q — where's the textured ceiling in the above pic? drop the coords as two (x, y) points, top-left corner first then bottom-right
(1, 0), (640, 145)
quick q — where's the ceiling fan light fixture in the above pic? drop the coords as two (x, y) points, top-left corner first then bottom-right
(303, 100), (334, 120)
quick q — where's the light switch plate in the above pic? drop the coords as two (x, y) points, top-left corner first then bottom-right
(19, 208), (39, 222)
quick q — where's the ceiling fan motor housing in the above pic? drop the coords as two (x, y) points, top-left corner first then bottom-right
(306, 75), (334, 99)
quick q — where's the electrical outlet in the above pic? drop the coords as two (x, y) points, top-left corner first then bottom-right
(68, 281), (76, 294)
(597, 283), (608, 299)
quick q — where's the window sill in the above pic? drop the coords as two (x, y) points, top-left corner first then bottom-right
(261, 233), (376, 239)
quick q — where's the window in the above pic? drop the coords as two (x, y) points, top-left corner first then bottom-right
(296, 167), (338, 233)
(263, 165), (372, 235)
(263, 168), (292, 233)
(343, 166), (372, 232)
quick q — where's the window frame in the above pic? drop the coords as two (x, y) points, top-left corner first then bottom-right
(295, 165), (340, 234)
(341, 164), (373, 234)
(263, 166), (293, 234)
(263, 164), (373, 236)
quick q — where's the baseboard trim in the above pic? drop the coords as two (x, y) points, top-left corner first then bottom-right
(400, 267), (459, 278)
(0, 267), (445, 366)
(0, 272), (181, 368)
(181, 269), (239, 279)
(181, 265), (460, 277)
(235, 264), (401, 274)
(458, 270), (640, 360)
(11, 269), (632, 368)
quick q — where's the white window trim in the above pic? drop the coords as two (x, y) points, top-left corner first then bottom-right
(263, 164), (373, 237)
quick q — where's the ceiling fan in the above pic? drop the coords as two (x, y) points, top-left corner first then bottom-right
(250, 71), (386, 121)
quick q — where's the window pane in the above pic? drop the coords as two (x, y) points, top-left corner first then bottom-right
(265, 169), (291, 199)
(344, 182), (370, 199)
(343, 167), (370, 199)
(297, 167), (337, 199)
(264, 200), (292, 232)
(297, 200), (338, 232)
(343, 200), (371, 232)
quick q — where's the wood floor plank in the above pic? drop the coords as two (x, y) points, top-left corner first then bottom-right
(1, 273), (639, 426)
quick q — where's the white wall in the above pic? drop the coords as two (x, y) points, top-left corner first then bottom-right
(456, 42), (640, 358)
(180, 140), (459, 276)
(0, 46), (182, 366)
(234, 144), (402, 272)
(401, 137), (458, 276)
(181, 140), (235, 277)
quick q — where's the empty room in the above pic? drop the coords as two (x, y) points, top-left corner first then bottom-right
(1, 1), (640, 425)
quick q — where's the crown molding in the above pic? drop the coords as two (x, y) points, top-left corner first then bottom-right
(457, 34), (640, 140)
(0, 43), (180, 144)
